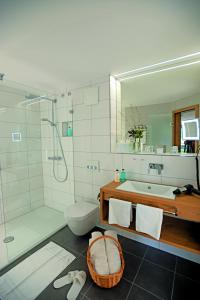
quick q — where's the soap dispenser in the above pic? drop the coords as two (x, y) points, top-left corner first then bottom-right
(120, 169), (126, 182)
(114, 169), (120, 182)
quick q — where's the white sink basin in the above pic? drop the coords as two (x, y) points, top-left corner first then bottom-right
(116, 180), (176, 200)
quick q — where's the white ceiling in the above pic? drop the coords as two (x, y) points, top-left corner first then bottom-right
(1, 0), (200, 91)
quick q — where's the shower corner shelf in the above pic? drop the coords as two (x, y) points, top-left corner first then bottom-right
(62, 121), (73, 137)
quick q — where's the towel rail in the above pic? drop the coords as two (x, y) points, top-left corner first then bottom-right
(107, 198), (178, 216)
(131, 203), (177, 216)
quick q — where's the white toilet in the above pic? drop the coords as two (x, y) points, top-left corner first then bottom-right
(65, 202), (99, 236)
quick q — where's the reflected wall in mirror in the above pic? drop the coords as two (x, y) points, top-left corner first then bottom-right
(110, 53), (200, 155)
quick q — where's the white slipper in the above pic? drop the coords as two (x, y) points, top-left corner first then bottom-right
(53, 270), (79, 288)
(67, 271), (86, 300)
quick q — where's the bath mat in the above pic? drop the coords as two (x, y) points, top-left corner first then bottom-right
(0, 241), (75, 300)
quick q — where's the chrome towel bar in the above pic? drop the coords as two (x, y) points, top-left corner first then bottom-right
(131, 203), (177, 216)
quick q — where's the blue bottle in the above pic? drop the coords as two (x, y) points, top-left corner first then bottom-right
(120, 169), (126, 182)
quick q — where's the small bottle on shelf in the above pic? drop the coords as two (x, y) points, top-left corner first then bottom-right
(114, 169), (120, 182)
(67, 125), (73, 136)
(120, 169), (126, 182)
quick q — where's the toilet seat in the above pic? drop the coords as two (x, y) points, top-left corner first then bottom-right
(66, 202), (98, 221)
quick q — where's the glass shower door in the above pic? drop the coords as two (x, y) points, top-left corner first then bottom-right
(0, 81), (44, 265)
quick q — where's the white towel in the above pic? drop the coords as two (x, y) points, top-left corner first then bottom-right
(136, 204), (163, 240)
(104, 230), (121, 274)
(89, 232), (109, 275)
(109, 198), (132, 227)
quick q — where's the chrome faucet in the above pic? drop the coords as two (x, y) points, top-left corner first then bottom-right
(148, 163), (164, 175)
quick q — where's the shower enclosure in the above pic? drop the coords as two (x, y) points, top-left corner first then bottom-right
(0, 79), (74, 269)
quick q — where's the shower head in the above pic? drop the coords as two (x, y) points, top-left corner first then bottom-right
(21, 95), (57, 106)
(41, 118), (55, 126)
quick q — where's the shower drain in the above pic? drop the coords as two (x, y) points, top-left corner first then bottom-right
(3, 236), (14, 243)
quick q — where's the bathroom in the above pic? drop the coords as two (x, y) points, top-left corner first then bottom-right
(0, 1), (200, 300)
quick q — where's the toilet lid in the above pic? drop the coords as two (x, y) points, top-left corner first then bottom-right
(66, 202), (98, 220)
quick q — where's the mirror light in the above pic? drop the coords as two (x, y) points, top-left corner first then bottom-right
(114, 51), (200, 81)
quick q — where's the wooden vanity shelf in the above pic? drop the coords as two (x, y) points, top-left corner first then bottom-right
(100, 181), (200, 255)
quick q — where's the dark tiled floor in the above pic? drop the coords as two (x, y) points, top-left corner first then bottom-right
(1, 226), (200, 300)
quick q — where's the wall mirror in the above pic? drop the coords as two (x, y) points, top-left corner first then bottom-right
(110, 53), (200, 155)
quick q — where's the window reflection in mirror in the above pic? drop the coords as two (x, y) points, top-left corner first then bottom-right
(111, 53), (200, 155)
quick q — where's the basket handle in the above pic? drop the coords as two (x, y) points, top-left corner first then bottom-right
(88, 235), (123, 257)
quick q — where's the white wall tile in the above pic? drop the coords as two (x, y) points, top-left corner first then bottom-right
(4, 192), (30, 214)
(2, 179), (29, 198)
(73, 104), (91, 121)
(127, 172), (162, 184)
(30, 188), (44, 204)
(0, 152), (28, 169)
(92, 153), (122, 171)
(0, 107), (26, 124)
(27, 124), (41, 138)
(30, 176), (43, 190)
(74, 167), (92, 184)
(74, 152), (92, 168)
(61, 138), (73, 152)
(0, 138), (27, 153)
(91, 100), (110, 119)
(74, 182), (93, 199)
(73, 136), (91, 152)
(122, 155), (142, 174)
(41, 124), (51, 138)
(26, 110), (41, 124)
(93, 170), (113, 186)
(99, 82), (110, 101)
(162, 156), (196, 180)
(73, 119), (91, 136)
(91, 118), (110, 136)
(27, 138), (42, 151)
(91, 136), (110, 153)
(122, 154), (162, 176)
(28, 151), (42, 164)
(0, 122), (27, 138)
(28, 164), (43, 177)
(1, 166), (29, 184)
(161, 177), (195, 188)
(72, 89), (84, 106)
(5, 206), (30, 222)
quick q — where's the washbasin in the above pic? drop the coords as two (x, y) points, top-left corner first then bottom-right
(116, 180), (176, 200)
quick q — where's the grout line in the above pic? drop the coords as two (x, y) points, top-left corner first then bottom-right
(175, 271), (200, 284)
(125, 247), (148, 300)
(123, 249), (146, 260)
(133, 283), (164, 300)
(142, 246), (149, 259)
(143, 258), (175, 273)
(123, 277), (133, 284)
(170, 256), (177, 300)
(82, 282), (93, 299)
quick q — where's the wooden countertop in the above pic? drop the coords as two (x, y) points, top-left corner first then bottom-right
(100, 181), (200, 222)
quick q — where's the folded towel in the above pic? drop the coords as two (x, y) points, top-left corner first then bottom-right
(104, 230), (121, 274)
(136, 204), (163, 240)
(109, 198), (132, 227)
(89, 231), (109, 275)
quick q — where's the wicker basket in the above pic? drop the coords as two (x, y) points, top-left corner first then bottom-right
(87, 235), (125, 288)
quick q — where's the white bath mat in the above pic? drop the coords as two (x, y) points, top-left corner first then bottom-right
(0, 241), (76, 300)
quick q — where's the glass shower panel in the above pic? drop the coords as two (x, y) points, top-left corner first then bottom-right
(0, 83), (31, 262)
(0, 80), (69, 269)
(0, 81), (45, 263)
(0, 177), (8, 269)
